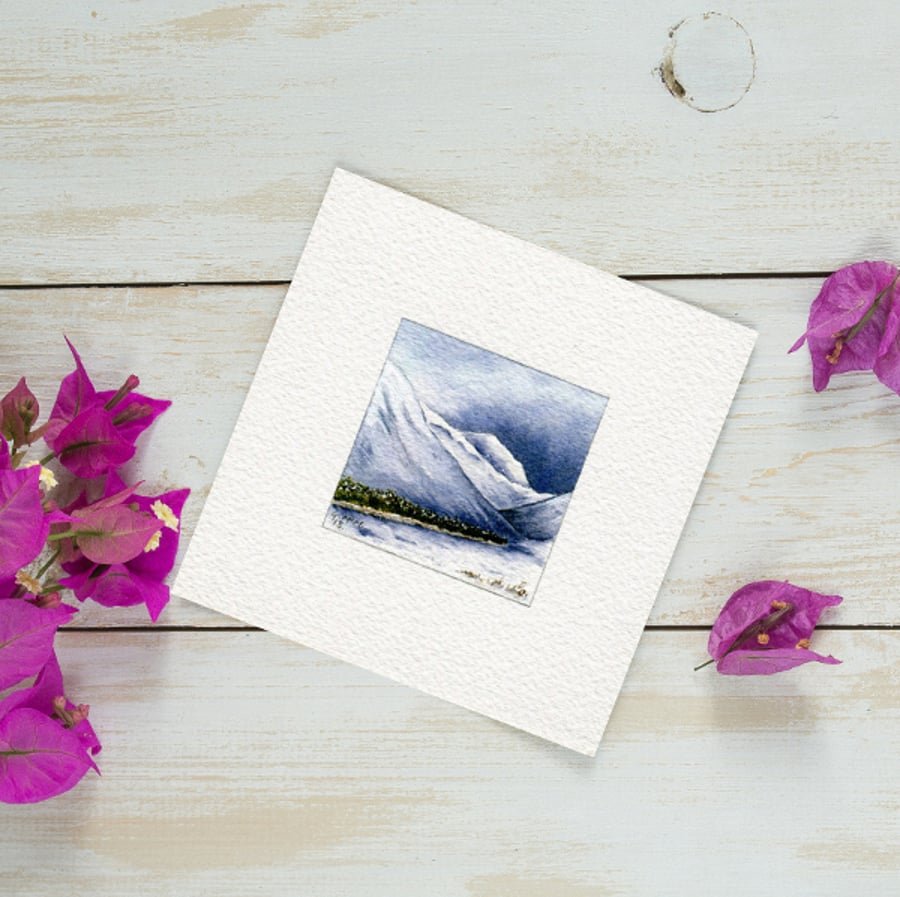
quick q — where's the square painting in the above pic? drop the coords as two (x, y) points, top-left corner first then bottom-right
(174, 169), (757, 754)
(324, 319), (608, 604)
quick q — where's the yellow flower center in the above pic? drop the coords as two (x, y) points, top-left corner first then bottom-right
(143, 531), (162, 553)
(14, 570), (42, 594)
(756, 633), (770, 645)
(23, 461), (57, 491)
(151, 500), (179, 531)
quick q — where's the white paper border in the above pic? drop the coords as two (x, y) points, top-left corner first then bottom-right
(175, 169), (756, 754)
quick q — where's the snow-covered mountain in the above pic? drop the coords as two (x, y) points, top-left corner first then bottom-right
(499, 493), (572, 541)
(343, 361), (519, 539)
(342, 360), (565, 543)
(422, 405), (553, 511)
(462, 430), (531, 489)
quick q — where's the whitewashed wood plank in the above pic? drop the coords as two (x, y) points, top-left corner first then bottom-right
(2, 279), (897, 627)
(2, 1), (898, 282)
(0, 629), (894, 895)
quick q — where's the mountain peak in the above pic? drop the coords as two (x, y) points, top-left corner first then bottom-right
(343, 361), (519, 538)
(422, 404), (553, 511)
(342, 359), (558, 541)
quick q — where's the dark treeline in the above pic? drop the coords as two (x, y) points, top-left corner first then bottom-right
(333, 476), (507, 545)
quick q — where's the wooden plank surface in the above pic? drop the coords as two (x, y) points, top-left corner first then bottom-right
(3, 1), (898, 889)
(2, 1), (899, 282)
(0, 629), (894, 896)
(3, 280), (896, 627)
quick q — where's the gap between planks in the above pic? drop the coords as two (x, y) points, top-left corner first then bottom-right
(0, 271), (837, 290)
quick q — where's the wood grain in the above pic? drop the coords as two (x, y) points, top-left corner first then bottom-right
(2, 280), (896, 628)
(2, 1), (898, 283)
(3, 4), (898, 885)
(0, 629), (894, 896)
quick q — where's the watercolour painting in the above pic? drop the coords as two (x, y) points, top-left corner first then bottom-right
(324, 319), (609, 604)
(175, 170), (757, 753)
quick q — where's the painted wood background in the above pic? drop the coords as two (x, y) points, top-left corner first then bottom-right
(3, 1), (899, 282)
(2, 2), (899, 894)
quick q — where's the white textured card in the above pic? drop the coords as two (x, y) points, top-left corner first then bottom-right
(174, 169), (756, 755)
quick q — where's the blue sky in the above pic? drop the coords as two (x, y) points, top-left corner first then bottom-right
(385, 319), (608, 495)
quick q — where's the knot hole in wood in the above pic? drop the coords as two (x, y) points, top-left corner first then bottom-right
(659, 12), (756, 112)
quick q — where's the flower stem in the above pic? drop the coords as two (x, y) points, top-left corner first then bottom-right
(844, 272), (900, 342)
(46, 531), (76, 542)
(693, 658), (716, 672)
(39, 450), (55, 465)
(35, 548), (61, 579)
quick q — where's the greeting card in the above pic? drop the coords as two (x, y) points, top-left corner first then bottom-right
(174, 169), (756, 754)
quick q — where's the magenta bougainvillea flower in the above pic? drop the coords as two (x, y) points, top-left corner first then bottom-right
(0, 378), (41, 451)
(1, 338), (187, 803)
(0, 608), (101, 803)
(49, 406), (135, 480)
(71, 494), (164, 566)
(0, 708), (99, 804)
(44, 338), (170, 478)
(699, 580), (842, 675)
(790, 261), (900, 392)
(0, 650), (101, 759)
(60, 473), (189, 622)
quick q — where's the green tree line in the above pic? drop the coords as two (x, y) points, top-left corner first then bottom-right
(333, 475), (507, 545)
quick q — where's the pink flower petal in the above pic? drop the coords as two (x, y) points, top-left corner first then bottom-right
(0, 467), (47, 579)
(0, 602), (76, 691)
(96, 390), (171, 444)
(126, 488), (189, 581)
(62, 485), (187, 621)
(79, 564), (168, 620)
(137, 575), (170, 622)
(708, 580), (841, 659)
(88, 480), (144, 513)
(790, 261), (899, 391)
(717, 647), (841, 675)
(707, 580), (788, 659)
(56, 562), (99, 602)
(0, 652), (101, 756)
(0, 708), (98, 803)
(0, 651), (62, 719)
(47, 338), (97, 424)
(50, 406), (135, 479)
(0, 378), (39, 448)
(705, 580), (842, 675)
(79, 563), (143, 608)
(34, 654), (101, 756)
(73, 504), (163, 565)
